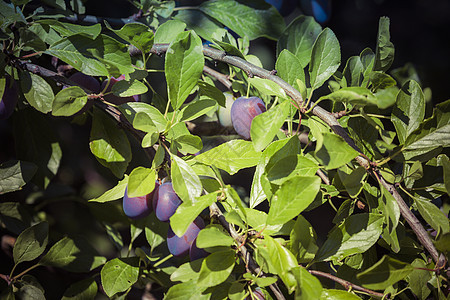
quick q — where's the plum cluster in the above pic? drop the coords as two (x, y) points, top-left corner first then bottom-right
(230, 96), (266, 140)
(123, 181), (207, 260)
(0, 76), (19, 120)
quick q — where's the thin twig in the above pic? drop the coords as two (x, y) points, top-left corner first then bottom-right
(308, 269), (388, 299)
(203, 65), (233, 91)
(209, 203), (286, 300)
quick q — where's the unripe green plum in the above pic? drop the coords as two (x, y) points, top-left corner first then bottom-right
(230, 96), (266, 139)
(0, 76), (18, 120)
(217, 92), (234, 128)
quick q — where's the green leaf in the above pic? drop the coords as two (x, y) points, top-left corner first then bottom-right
(46, 34), (134, 77)
(248, 77), (286, 99)
(266, 155), (319, 185)
(343, 56), (363, 87)
(402, 100), (450, 160)
(170, 193), (217, 237)
(338, 167), (367, 198)
(132, 112), (157, 133)
(0, 1), (26, 30)
(374, 17), (395, 72)
(0, 160), (37, 195)
(360, 48), (375, 86)
(111, 79), (148, 97)
(20, 72), (54, 113)
(40, 237), (106, 272)
(13, 109), (61, 188)
(165, 281), (209, 300)
(62, 278), (98, 300)
(174, 10), (222, 42)
(251, 100), (290, 151)
(292, 266), (323, 300)
(119, 102), (167, 133)
(165, 31), (204, 110)
(106, 22), (154, 53)
(193, 140), (261, 175)
(89, 175), (128, 202)
(290, 215), (318, 263)
(200, 0), (285, 40)
(16, 285), (45, 300)
(13, 222), (48, 264)
(145, 213), (168, 251)
(320, 87), (377, 106)
(407, 259), (432, 300)
(264, 236), (298, 292)
(52, 86), (88, 116)
(154, 19), (186, 44)
(414, 197), (449, 235)
(171, 155), (202, 203)
(369, 71), (396, 91)
(276, 49), (306, 87)
(197, 249), (235, 288)
(320, 289), (362, 300)
(196, 225), (234, 248)
(127, 167), (156, 198)
(89, 108), (131, 178)
(438, 155), (450, 195)
(267, 176), (321, 226)
(100, 257), (140, 297)
(391, 80), (425, 144)
(170, 260), (203, 283)
(37, 20), (101, 39)
(309, 28), (341, 90)
(315, 133), (359, 170)
(277, 16), (322, 68)
(198, 80), (226, 107)
(379, 185), (400, 252)
(180, 98), (217, 122)
(357, 255), (413, 290)
(315, 213), (383, 262)
(174, 134), (203, 155)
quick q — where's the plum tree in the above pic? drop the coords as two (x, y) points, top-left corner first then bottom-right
(153, 182), (181, 222)
(101, 75), (140, 105)
(122, 182), (159, 219)
(0, 76), (18, 120)
(167, 216), (205, 257)
(230, 96), (266, 139)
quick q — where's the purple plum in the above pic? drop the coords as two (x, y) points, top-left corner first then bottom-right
(123, 182), (159, 219)
(189, 237), (209, 261)
(230, 96), (266, 139)
(167, 216), (205, 257)
(101, 75), (140, 105)
(0, 77), (18, 120)
(153, 182), (181, 222)
(66, 72), (101, 93)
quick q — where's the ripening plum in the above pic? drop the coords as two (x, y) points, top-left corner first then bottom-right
(101, 75), (140, 105)
(167, 216), (205, 257)
(189, 237), (209, 261)
(66, 72), (101, 93)
(0, 76), (18, 120)
(123, 182), (159, 219)
(153, 182), (181, 222)
(217, 92), (234, 128)
(230, 96), (266, 140)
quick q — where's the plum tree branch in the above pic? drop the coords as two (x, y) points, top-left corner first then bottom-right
(149, 43), (445, 267)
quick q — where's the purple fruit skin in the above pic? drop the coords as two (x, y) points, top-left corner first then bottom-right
(189, 237), (209, 261)
(123, 182), (159, 219)
(153, 182), (181, 222)
(230, 96), (266, 139)
(101, 75), (140, 105)
(167, 216), (205, 257)
(67, 72), (101, 93)
(0, 77), (18, 120)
